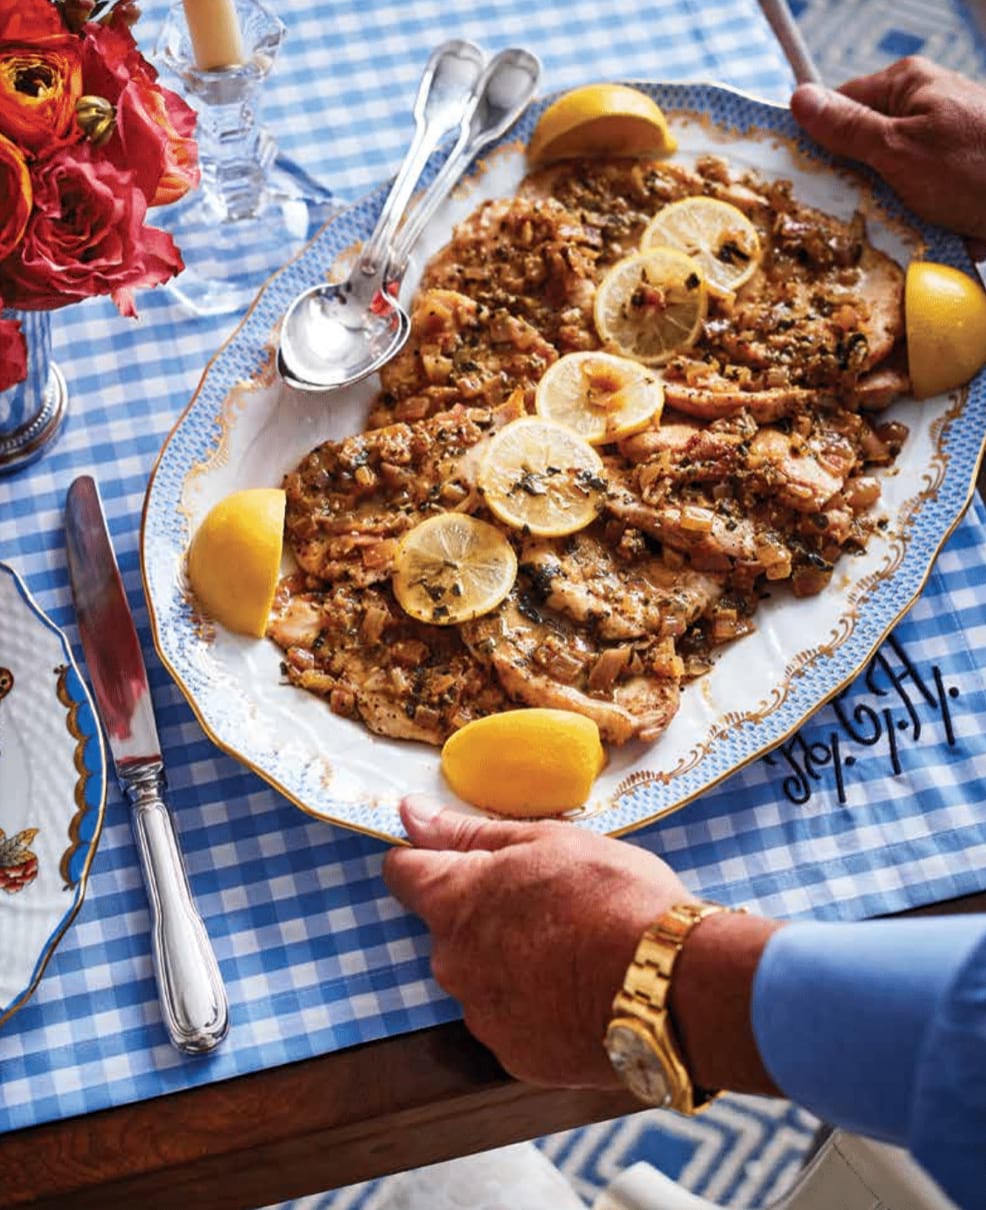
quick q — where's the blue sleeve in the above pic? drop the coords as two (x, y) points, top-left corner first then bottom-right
(751, 915), (986, 1207)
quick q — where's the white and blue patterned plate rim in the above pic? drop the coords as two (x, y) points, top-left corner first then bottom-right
(0, 560), (108, 1028)
(142, 80), (986, 843)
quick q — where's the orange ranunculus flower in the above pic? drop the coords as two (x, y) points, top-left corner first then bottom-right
(0, 39), (84, 156)
(0, 132), (31, 261)
(0, 0), (68, 45)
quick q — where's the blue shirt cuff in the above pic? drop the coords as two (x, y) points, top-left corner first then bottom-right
(751, 917), (986, 1144)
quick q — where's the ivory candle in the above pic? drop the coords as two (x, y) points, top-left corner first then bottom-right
(182, 0), (245, 70)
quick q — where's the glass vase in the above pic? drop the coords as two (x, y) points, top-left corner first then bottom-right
(0, 309), (68, 476)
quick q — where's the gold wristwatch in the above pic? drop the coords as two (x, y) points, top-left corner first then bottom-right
(604, 900), (733, 1114)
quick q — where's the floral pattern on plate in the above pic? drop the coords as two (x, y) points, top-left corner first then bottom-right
(0, 562), (107, 1027)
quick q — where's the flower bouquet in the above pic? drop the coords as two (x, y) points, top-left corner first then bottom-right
(0, 0), (198, 411)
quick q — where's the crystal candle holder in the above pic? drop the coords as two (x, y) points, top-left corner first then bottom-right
(155, 0), (337, 316)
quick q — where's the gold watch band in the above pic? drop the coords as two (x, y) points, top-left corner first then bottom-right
(609, 900), (735, 1114)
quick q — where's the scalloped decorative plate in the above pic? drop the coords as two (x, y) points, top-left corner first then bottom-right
(0, 562), (107, 1027)
(142, 81), (986, 843)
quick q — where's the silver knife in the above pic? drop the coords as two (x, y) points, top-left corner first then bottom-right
(760, 1), (986, 290)
(65, 475), (229, 1055)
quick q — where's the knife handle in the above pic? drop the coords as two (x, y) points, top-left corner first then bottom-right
(760, 0), (823, 85)
(121, 761), (230, 1055)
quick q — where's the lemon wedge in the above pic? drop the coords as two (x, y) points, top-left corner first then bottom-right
(441, 708), (605, 816)
(528, 83), (677, 164)
(642, 196), (762, 298)
(594, 247), (707, 365)
(905, 261), (986, 399)
(186, 488), (286, 638)
(477, 417), (607, 537)
(392, 513), (517, 626)
(535, 350), (664, 444)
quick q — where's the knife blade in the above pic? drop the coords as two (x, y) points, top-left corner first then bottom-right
(65, 475), (228, 1055)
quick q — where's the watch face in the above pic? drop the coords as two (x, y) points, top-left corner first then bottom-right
(605, 1021), (672, 1106)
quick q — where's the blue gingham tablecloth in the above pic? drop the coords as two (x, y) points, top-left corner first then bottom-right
(1, 0), (985, 1134)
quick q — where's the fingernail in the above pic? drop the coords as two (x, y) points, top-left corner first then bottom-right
(792, 82), (828, 119)
(402, 793), (444, 823)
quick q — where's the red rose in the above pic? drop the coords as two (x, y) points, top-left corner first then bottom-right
(0, 141), (183, 315)
(76, 12), (138, 95)
(0, 0), (67, 44)
(0, 306), (27, 392)
(0, 132), (31, 260)
(0, 38), (84, 156)
(80, 23), (199, 206)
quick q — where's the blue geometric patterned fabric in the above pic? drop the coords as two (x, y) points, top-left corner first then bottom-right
(1, 0), (985, 1165)
(273, 1099), (820, 1209)
(791, 0), (986, 84)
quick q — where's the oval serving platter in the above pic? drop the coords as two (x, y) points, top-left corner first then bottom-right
(142, 81), (986, 844)
(0, 562), (107, 1027)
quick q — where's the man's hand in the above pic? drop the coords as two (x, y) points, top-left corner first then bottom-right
(791, 56), (986, 240)
(382, 796), (696, 1088)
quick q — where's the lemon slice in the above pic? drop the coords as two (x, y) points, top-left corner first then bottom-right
(642, 196), (762, 297)
(392, 513), (517, 626)
(528, 83), (677, 164)
(594, 247), (707, 365)
(535, 350), (664, 445)
(905, 261), (986, 399)
(442, 708), (605, 816)
(186, 488), (286, 638)
(477, 417), (606, 537)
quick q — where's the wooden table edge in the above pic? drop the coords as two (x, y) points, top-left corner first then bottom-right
(0, 1018), (638, 1209)
(2, 889), (984, 1209)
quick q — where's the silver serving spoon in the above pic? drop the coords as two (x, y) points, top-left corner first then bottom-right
(385, 48), (540, 283)
(278, 47), (541, 392)
(277, 40), (484, 391)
